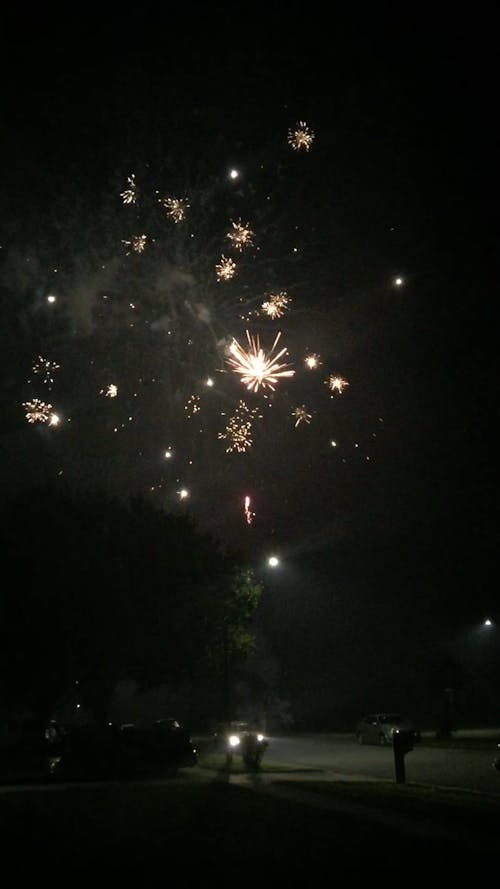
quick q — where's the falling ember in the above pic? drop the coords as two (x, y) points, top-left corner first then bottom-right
(261, 291), (290, 319)
(227, 330), (295, 392)
(292, 405), (312, 427)
(304, 353), (321, 370)
(120, 174), (137, 205)
(23, 399), (55, 424)
(100, 384), (118, 398)
(215, 255), (237, 281)
(325, 375), (349, 395)
(162, 196), (189, 223)
(122, 234), (147, 254)
(244, 495), (255, 525)
(288, 121), (315, 151)
(226, 219), (254, 252)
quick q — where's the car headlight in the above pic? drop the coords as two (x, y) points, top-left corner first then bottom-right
(228, 735), (241, 748)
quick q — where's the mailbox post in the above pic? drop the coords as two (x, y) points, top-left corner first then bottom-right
(392, 728), (414, 783)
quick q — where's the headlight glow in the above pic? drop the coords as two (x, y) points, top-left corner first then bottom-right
(228, 735), (241, 748)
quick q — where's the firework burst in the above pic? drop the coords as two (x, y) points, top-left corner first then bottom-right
(226, 219), (254, 252)
(120, 174), (138, 205)
(288, 121), (315, 151)
(122, 234), (147, 254)
(162, 196), (190, 223)
(261, 291), (290, 319)
(227, 330), (295, 393)
(31, 356), (60, 387)
(325, 375), (349, 395)
(292, 405), (312, 427)
(23, 399), (56, 424)
(304, 352), (322, 370)
(218, 400), (262, 453)
(215, 255), (237, 281)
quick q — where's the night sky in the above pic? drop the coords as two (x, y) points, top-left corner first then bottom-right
(1, 6), (497, 718)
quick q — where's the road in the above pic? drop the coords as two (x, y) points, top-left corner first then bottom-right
(262, 733), (500, 795)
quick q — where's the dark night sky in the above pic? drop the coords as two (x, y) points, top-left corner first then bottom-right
(1, 4), (498, 677)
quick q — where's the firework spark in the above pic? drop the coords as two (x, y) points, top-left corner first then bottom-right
(325, 375), (349, 395)
(261, 291), (290, 319)
(122, 234), (147, 254)
(162, 196), (189, 223)
(227, 330), (295, 393)
(288, 121), (315, 151)
(120, 174), (137, 205)
(218, 400), (262, 453)
(32, 356), (60, 387)
(215, 255), (237, 281)
(226, 219), (254, 252)
(292, 405), (312, 427)
(304, 352), (322, 370)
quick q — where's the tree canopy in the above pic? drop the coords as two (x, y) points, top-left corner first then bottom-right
(0, 484), (262, 723)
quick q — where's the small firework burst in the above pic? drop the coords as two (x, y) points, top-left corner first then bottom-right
(292, 405), (312, 427)
(100, 384), (118, 398)
(185, 394), (201, 417)
(49, 413), (61, 427)
(215, 255), (237, 281)
(122, 234), (147, 254)
(218, 400), (261, 453)
(23, 399), (54, 424)
(162, 196), (190, 223)
(288, 120), (315, 151)
(304, 352), (322, 370)
(244, 495), (255, 524)
(227, 330), (295, 393)
(325, 375), (349, 395)
(226, 219), (254, 252)
(32, 356), (60, 387)
(261, 291), (290, 319)
(120, 174), (137, 205)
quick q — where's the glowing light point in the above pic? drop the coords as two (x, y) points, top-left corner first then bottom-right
(205, 377), (214, 387)
(164, 449), (173, 459)
(47, 295), (56, 304)
(394, 276), (404, 287)
(178, 488), (189, 500)
(268, 556), (280, 568)
(229, 169), (239, 180)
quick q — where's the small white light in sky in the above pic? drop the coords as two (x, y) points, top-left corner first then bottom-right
(483, 618), (493, 626)
(164, 449), (173, 459)
(205, 377), (214, 387)
(229, 169), (239, 180)
(330, 440), (337, 447)
(268, 556), (280, 568)
(47, 294), (56, 304)
(178, 488), (189, 500)
(394, 276), (404, 286)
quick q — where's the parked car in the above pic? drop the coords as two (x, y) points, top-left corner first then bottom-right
(355, 713), (421, 746)
(45, 717), (198, 780)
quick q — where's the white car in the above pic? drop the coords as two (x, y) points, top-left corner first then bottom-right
(355, 713), (420, 746)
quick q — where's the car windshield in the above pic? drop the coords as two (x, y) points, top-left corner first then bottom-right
(379, 714), (403, 724)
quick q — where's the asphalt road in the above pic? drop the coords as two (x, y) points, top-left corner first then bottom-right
(261, 733), (500, 795)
